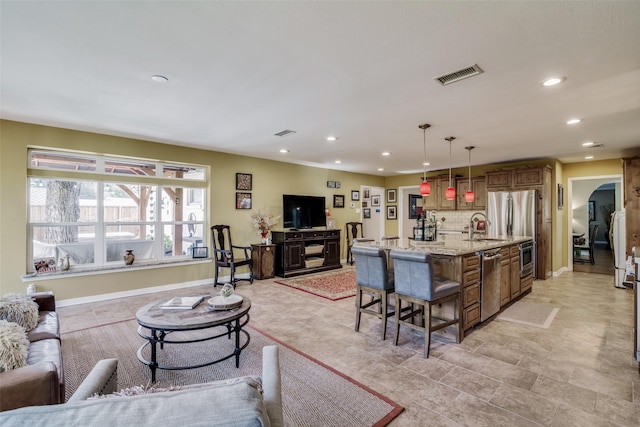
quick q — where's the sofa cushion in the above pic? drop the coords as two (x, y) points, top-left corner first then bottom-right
(0, 320), (30, 372)
(0, 294), (39, 331)
(3, 378), (271, 427)
(26, 312), (60, 342)
(26, 338), (64, 395)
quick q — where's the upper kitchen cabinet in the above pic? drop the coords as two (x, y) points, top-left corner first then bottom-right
(623, 156), (640, 256)
(456, 177), (486, 211)
(422, 176), (456, 211)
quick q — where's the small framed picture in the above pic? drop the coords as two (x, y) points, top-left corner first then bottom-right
(236, 173), (252, 190)
(387, 205), (397, 220)
(363, 208), (371, 219)
(351, 190), (359, 201)
(192, 246), (209, 258)
(333, 194), (345, 208)
(327, 181), (336, 188)
(409, 194), (423, 219)
(335, 181), (341, 188)
(236, 192), (252, 209)
(386, 189), (397, 203)
(371, 195), (380, 206)
(363, 188), (370, 199)
(362, 201), (368, 208)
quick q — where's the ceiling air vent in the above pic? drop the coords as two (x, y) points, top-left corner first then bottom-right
(274, 129), (296, 137)
(434, 64), (484, 86)
(588, 143), (604, 148)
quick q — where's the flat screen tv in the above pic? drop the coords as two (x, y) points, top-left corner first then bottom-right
(283, 194), (326, 229)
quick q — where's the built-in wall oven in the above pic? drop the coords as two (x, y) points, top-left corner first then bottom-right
(519, 240), (535, 278)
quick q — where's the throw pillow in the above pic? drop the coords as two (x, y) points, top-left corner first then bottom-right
(0, 293), (39, 331)
(0, 320), (30, 372)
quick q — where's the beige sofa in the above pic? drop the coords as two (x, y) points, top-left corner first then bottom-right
(2, 345), (283, 427)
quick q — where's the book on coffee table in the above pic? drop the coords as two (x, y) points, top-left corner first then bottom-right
(160, 296), (204, 310)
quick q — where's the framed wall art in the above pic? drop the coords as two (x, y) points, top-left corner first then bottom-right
(387, 205), (397, 220)
(363, 188), (370, 199)
(409, 194), (423, 219)
(351, 190), (359, 201)
(236, 192), (252, 209)
(371, 195), (380, 206)
(386, 189), (397, 203)
(557, 184), (564, 210)
(363, 208), (371, 219)
(588, 200), (596, 221)
(333, 194), (345, 208)
(192, 246), (209, 258)
(236, 173), (252, 190)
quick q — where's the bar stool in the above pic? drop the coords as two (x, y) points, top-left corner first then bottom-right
(389, 250), (462, 357)
(351, 246), (395, 340)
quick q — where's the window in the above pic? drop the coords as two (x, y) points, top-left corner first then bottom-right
(28, 150), (207, 273)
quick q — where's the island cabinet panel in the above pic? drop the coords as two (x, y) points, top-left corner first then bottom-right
(500, 248), (511, 306)
(461, 253), (481, 331)
(272, 229), (341, 277)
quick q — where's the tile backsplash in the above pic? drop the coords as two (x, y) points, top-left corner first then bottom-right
(435, 210), (486, 231)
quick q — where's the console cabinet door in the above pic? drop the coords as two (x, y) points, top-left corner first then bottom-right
(285, 242), (304, 270)
(324, 239), (340, 266)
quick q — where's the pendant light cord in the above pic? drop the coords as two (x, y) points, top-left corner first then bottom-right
(423, 128), (427, 181)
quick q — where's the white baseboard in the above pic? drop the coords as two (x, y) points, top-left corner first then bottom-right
(56, 275), (241, 307)
(553, 266), (570, 276)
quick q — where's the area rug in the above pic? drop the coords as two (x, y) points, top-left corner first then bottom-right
(274, 268), (356, 301)
(497, 301), (560, 329)
(62, 319), (403, 426)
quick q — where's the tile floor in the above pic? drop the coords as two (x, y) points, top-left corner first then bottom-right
(58, 269), (640, 426)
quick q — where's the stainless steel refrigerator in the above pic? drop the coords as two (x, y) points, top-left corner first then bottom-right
(487, 189), (537, 268)
(610, 210), (628, 289)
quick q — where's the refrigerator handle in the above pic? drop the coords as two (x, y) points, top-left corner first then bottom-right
(507, 196), (513, 235)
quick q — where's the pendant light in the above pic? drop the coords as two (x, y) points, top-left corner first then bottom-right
(444, 136), (456, 200)
(464, 146), (475, 203)
(418, 124), (431, 195)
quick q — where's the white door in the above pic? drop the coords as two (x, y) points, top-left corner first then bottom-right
(360, 185), (385, 242)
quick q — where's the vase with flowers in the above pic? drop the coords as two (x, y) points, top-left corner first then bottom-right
(250, 209), (280, 244)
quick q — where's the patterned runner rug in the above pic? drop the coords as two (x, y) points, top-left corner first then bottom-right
(62, 319), (402, 426)
(274, 268), (356, 300)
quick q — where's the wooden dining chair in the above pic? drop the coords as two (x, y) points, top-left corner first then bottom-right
(345, 222), (365, 265)
(210, 225), (254, 288)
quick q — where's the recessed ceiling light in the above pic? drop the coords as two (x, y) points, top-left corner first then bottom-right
(279, 149), (289, 153)
(326, 136), (338, 142)
(541, 77), (565, 86)
(334, 160), (341, 164)
(377, 168), (384, 171)
(151, 75), (169, 83)
(585, 156), (594, 160)
(582, 141), (595, 146)
(566, 118), (581, 125)
(382, 152), (391, 156)
(423, 161), (430, 166)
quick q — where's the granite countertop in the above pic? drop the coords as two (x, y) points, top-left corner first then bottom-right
(354, 234), (533, 256)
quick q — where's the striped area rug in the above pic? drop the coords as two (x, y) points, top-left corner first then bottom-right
(62, 319), (402, 426)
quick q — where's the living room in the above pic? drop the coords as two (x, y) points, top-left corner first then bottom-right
(2, 1), (640, 425)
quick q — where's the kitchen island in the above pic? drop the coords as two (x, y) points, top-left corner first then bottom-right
(353, 234), (535, 337)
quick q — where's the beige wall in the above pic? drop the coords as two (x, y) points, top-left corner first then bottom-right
(0, 119), (627, 299)
(0, 120), (383, 299)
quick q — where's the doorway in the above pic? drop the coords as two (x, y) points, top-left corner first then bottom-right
(568, 175), (622, 274)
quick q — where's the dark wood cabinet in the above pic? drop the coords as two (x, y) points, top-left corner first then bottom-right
(251, 244), (276, 280)
(272, 229), (341, 277)
(422, 177), (456, 210)
(456, 177), (486, 211)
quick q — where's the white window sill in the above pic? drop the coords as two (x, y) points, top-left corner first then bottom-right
(22, 258), (212, 282)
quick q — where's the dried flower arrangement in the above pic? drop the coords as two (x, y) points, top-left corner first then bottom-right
(250, 209), (280, 236)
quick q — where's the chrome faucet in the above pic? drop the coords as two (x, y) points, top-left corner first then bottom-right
(469, 212), (489, 240)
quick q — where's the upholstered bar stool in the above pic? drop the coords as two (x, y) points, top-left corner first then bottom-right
(351, 246), (395, 340)
(389, 250), (462, 357)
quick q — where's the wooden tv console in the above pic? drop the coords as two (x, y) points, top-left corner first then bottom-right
(272, 229), (342, 278)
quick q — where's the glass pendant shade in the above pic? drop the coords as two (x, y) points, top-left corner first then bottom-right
(465, 190), (475, 202)
(445, 186), (456, 200)
(420, 180), (431, 195)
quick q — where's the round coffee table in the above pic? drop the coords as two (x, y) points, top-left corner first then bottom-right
(135, 295), (251, 382)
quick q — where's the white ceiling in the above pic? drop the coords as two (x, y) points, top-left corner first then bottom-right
(2, 1), (640, 177)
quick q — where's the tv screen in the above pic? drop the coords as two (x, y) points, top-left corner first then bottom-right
(283, 195), (326, 229)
